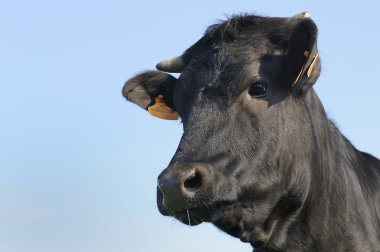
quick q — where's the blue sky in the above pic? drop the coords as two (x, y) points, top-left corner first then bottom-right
(0, 1), (379, 251)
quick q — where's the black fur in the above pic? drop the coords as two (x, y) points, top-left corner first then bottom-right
(123, 14), (380, 251)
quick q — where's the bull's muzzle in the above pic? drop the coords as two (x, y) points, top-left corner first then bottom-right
(157, 163), (212, 214)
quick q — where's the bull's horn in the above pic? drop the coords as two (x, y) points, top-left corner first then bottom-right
(156, 55), (185, 73)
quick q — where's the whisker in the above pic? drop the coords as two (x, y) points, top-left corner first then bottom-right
(187, 209), (191, 226)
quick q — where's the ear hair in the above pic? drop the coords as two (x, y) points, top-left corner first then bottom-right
(122, 70), (177, 110)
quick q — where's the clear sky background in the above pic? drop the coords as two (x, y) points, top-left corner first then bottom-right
(0, 1), (379, 252)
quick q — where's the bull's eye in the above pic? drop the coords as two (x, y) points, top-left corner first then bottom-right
(248, 81), (268, 98)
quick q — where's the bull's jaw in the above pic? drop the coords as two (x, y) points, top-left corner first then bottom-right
(210, 203), (269, 248)
(211, 193), (305, 250)
(157, 185), (282, 249)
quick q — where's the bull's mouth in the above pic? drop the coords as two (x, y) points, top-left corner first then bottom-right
(157, 186), (233, 226)
(168, 206), (215, 226)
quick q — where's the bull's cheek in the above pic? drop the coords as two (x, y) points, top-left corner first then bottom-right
(241, 92), (269, 111)
(239, 92), (275, 125)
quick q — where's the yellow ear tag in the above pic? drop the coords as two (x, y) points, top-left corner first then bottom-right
(148, 95), (179, 120)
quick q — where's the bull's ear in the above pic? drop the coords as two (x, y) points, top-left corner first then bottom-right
(285, 13), (321, 94)
(122, 70), (177, 110)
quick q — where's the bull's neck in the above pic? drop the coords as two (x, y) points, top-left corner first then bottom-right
(292, 90), (377, 250)
(305, 89), (360, 191)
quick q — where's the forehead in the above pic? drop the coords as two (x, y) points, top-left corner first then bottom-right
(181, 15), (287, 77)
(178, 17), (285, 86)
(204, 15), (287, 51)
(173, 16), (287, 113)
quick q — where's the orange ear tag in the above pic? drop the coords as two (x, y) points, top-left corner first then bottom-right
(292, 50), (309, 86)
(292, 50), (319, 86)
(148, 95), (179, 120)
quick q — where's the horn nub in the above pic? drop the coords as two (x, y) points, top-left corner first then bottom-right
(291, 11), (311, 20)
(156, 55), (185, 73)
(287, 12), (311, 27)
(297, 11), (311, 19)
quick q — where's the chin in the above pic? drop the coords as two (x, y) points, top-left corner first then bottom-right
(160, 199), (263, 248)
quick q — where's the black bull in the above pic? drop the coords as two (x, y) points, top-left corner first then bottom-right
(123, 13), (380, 251)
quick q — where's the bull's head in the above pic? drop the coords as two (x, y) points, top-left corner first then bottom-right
(123, 12), (321, 249)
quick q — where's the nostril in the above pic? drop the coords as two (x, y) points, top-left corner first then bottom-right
(183, 169), (203, 192)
